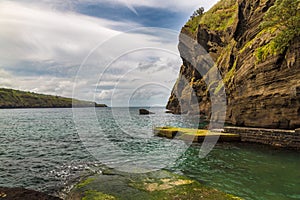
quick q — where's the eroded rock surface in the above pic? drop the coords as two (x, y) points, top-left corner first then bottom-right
(167, 0), (300, 129)
(0, 187), (61, 200)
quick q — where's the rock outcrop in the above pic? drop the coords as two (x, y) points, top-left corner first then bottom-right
(0, 187), (61, 200)
(139, 109), (154, 115)
(66, 169), (242, 200)
(167, 0), (300, 129)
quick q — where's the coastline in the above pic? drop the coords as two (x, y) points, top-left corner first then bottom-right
(0, 169), (243, 200)
(0, 88), (107, 109)
(0, 187), (61, 200)
(0, 105), (108, 109)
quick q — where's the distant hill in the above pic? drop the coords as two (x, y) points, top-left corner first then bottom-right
(0, 88), (107, 108)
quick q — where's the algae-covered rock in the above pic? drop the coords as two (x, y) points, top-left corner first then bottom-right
(154, 126), (241, 142)
(0, 187), (62, 200)
(66, 169), (242, 200)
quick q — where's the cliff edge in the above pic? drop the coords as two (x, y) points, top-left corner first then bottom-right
(167, 0), (300, 129)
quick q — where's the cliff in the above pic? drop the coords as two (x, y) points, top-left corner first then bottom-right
(167, 0), (300, 129)
(0, 88), (107, 108)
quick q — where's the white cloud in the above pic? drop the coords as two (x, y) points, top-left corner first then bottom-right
(66, 0), (218, 12)
(88, 49), (182, 106)
(0, 1), (133, 66)
(0, 69), (14, 88)
(98, 90), (113, 100)
(14, 0), (219, 14)
(0, 68), (80, 97)
(102, 0), (219, 12)
(0, 0), (216, 106)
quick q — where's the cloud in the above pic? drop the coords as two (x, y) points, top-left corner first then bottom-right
(0, 1), (135, 66)
(100, 0), (218, 12)
(88, 49), (182, 106)
(98, 90), (113, 100)
(0, 1), (184, 106)
(0, 68), (82, 97)
(37, 0), (218, 13)
(0, 1), (121, 97)
(0, 69), (14, 88)
(0, 0), (217, 106)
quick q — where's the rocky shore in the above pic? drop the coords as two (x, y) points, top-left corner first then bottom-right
(0, 169), (243, 200)
(0, 187), (61, 200)
(65, 169), (242, 200)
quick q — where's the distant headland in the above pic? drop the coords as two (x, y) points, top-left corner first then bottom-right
(0, 88), (107, 108)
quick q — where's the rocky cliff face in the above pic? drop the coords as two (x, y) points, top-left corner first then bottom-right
(167, 0), (300, 129)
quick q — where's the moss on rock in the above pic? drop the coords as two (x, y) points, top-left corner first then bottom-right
(67, 169), (242, 200)
(183, 0), (238, 37)
(154, 127), (241, 143)
(82, 190), (116, 200)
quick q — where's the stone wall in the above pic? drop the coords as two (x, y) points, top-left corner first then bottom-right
(224, 127), (300, 150)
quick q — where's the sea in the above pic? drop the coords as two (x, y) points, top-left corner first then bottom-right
(0, 107), (299, 200)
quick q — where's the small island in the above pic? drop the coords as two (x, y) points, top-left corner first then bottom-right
(0, 88), (107, 109)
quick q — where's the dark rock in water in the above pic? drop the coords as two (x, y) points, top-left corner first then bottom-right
(139, 109), (154, 115)
(0, 187), (61, 200)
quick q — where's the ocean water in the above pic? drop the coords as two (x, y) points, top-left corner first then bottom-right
(0, 108), (299, 200)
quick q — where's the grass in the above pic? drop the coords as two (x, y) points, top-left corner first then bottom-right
(254, 0), (300, 63)
(76, 178), (96, 189)
(82, 190), (116, 200)
(239, 38), (255, 54)
(0, 88), (107, 108)
(184, 0), (238, 35)
(214, 56), (238, 94)
(71, 170), (243, 200)
(224, 57), (238, 83)
(185, 15), (202, 34)
(255, 29), (295, 63)
(199, 0), (238, 31)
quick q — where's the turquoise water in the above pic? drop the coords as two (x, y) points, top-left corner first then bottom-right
(0, 108), (299, 199)
(173, 144), (300, 200)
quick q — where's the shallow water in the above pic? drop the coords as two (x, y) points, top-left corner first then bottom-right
(172, 143), (300, 200)
(0, 108), (299, 199)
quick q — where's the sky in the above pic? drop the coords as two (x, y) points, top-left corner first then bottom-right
(0, 0), (218, 106)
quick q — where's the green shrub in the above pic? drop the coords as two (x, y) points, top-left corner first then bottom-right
(185, 0), (238, 34)
(256, 0), (300, 62)
(200, 0), (238, 31)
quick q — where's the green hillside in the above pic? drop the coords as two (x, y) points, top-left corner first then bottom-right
(0, 88), (107, 108)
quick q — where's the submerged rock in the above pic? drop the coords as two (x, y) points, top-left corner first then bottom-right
(0, 187), (61, 200)
(139, 109), (154, 115)
(66, 169), (242, 200)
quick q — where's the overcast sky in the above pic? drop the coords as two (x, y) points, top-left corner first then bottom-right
(0, 0), (218, 106)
